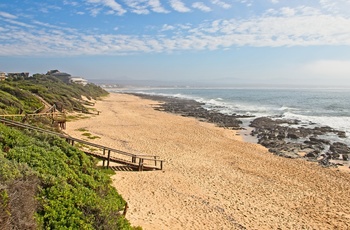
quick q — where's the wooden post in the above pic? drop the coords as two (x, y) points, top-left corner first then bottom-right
(138, 158), (144, 171)
(71, 140), (74, 146)
(160, 161), (163, 170)
(123, 202), (129, 217)
(107, 150), (111, 169)
(154, 156), (157, 166)
(132, 156), (136, 163)
(102, 148), (106, 167)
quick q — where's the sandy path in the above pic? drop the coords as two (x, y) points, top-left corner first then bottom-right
(65, 93), (350, 230)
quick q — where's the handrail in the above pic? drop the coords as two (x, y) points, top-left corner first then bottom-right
(0, 112), (59, 117)
(67, 136), (137, 158)
(32, 105), (44, 113)
(0, 117), (68, 136)
(0, 117), (134, 157)
(0, 117), (164, 170)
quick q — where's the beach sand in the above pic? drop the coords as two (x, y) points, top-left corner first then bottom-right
(65, 93), (350, 230)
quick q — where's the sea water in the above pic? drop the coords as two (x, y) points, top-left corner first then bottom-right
(114, 87), (350, 145)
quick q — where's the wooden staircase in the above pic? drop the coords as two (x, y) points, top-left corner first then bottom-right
(0, 117), (164, 171)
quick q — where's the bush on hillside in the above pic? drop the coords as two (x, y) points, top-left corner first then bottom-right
(0, 124), (135, 229)
(0, 74), (108, 115)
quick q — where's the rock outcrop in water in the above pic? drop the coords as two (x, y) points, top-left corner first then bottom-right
(250, 117), (349, 167)
(130, 93), (251, 130)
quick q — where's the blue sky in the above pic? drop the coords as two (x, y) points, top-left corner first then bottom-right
(1, 0), (350, 87)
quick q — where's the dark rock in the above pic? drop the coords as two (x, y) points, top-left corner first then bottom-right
(130, 93), (243, 130)
(250, 117), (276, 128)
(305, 151), (319, 158)
(309, 137), (330, 145)
(287, 133), (299, 139)
(337, 131), (347, 138)
(319, 154), (331, 167)
(249, 116), (350, 167)
(329, 142), (350, 156)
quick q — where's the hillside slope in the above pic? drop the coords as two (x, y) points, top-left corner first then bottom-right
(0, 76), (138, 229)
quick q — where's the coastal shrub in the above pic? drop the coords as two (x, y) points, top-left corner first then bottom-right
(0, 124), (136, 229)
(0, 82), (43, 113)
(0, 155), (39, 230)
(0, 74), (108, 115)
(0, 74), (136, 229)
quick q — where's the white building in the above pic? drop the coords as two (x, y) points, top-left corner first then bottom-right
(0, 71), (6, 81)
(70, 77), (88, 86)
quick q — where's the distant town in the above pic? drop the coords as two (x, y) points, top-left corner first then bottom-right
(0, 69), (88, 86)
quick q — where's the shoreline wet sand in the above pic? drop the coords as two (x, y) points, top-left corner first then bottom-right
(65, 93), (350, 229)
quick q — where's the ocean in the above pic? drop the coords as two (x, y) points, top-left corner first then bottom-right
(113, 87), (350, 145)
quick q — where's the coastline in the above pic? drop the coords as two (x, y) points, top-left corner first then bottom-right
(65, 93), (350, 229)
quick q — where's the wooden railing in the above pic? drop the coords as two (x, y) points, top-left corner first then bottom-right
(0, 117), (164, 171)
(0, 104), (67, 129)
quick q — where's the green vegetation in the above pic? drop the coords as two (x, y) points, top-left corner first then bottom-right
(66, 114), (90, 122)
(76, 128), (101, 140)
(0, 75), (140, 229)
(0, 74), (108, 115)
(0, 124), (136, 229)
(82, 132), (101, 140)
(0, 84), (42, 115)
(76, 128), (89, 132)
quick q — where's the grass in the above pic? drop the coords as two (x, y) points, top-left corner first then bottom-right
(81, 132), (101, 140)
(76, 127), (89, 132)
(66, 114), (90, 122)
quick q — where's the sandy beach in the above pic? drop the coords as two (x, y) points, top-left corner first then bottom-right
(65, 93), (350, 230)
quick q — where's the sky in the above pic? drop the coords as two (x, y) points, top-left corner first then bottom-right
(1, 0), (350, 87)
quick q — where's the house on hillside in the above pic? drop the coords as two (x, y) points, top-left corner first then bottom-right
(0, 71), (6, 81)
(70, 77), (88, 86)
(46, 70), (60, 75)
(47, 70), (88, 86)
(48, 70), (72, 83)
(7, 72), (29, 79)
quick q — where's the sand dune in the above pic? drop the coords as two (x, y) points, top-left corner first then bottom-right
(65, 93), (350, 230)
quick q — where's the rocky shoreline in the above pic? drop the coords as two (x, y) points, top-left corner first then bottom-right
(250, 117), (349, 167)
(129, 93), (350, 169)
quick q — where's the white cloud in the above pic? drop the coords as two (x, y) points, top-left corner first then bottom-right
(211, 0), (231, 9)
(320, 0), (350, 15)
(124, 0), (150, 15)
(265, 6), (321, 17)
(148, 0), (170, 13)
(271, 0), (279, 4)
(90, 7), (102, 17)
(169, 0), (191, 12)
(280, 7), (295, 17)
(32, 20), (76, 33)
(2, 4), (350, 56)
(0, 11), (18, 19)
(63, 1), (79, 6)
(304, 60), (350, 77)
(103, 0), (127, 15)
(86, 0), (127, 15)
(161, 24), (175, 31)
(38, 4), (62, 14)
(2, 18), (34, 28)
(192, 2), (212, 12)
